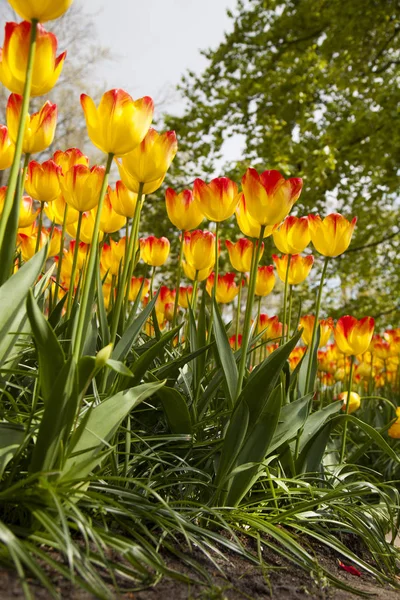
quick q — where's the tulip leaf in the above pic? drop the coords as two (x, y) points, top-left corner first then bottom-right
(128, 326), (181, 386)
(112, 291), (158, 362)
(296, 400), (342, 455)
(156, 385), (192, 434)
(298, 325), (320, 395)
(0, 423), (25, 479)
(26, 289), (65, 403)
(212, 298), (238, 407)
(268, 394), (312, 454)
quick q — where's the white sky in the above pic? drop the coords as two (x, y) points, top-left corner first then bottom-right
(81, 0), (238, 117)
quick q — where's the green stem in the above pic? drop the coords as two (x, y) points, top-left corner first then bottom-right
(281, 254), (291, 345)
(150, 265), (156, 297)
(304, 256), (329, 393)
(237, 227), (265, 398)
(207, 222), (220, 344)
(54, 204), (68, 303)
(0, 20), (38, 254)
(66, 211), (83, 318)
(287, 285), (293, 339)
(172, 231), (184, 328)
(73, 153), (114, 360)
(235, 276), (243, 350)
(35, 202), (44, 254)
(339, 355), (355, 464)
(111, 182), (144, 345)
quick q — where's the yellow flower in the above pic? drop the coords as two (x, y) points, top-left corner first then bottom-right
(8, 0), (74, 22)
(206, 272), (240, 304)
(53, 148), (89, 174)
(334, 316), (375, 356)
(24, 159), (62, 203)
(183, 229), (216, 272)
(44, 194), (79, 226)
(7, 94), (57, 154)
(0, 22), (66, 96)
(225, 237), (263, 273)
(338, 391), (361, 414)
(273, 215), (310, 254)
(193, 177), (239, 222)
(0, 125), (15, 170)
(299, 315), (334, 347)
(81, 89), (154, 156)
(98, 190), (126, 234)
(60, 164), (105, 213)
(272, 254), (314, 285)
(308, 213), (357, 257)
(140, 236), (170, 267)
(165, 187), (204, 231)
(108, 180), (138, 219)
(253, 265), (276, 297)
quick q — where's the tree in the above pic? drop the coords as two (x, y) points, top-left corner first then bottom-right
(164, 0), (400, 326)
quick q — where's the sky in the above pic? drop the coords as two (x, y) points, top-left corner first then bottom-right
(80, 0), (238, 118)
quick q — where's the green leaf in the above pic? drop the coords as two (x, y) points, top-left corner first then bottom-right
(334, 414), (400, 464)
(106, 358), (133, 377)
(26, 289), (65, 403)
(296, 400), (342, 455)
(61, 380), (165, 479)
(212, 298), (238, 407)
(226, 384), (282, 506)
(129, 326), (181, 386)
(296, 421), (334, 474)
(0, 423), (24, 478)
(268, 394), (312, 455)
(298, 325), (320, 395)
(156, 385), (192, 434)
(112, 292), (158, 362)
(96, 253), (110, 347)
(30, 357), (78, 474)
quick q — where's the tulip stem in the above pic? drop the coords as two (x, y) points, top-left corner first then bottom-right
(150, 266), (156, 298)
(73, 152), (114, 361)
(235, 277), (243, 350)
(237, 226), (265, 399)
(207, 222), (220, 344)
(281, 254), (291, 345)
(54, 204), (68, 307)
(122, 193), (145, 322)
(0, 20), (38, 264)
(172, 231), (184, 329)
(287, 285), (293, 339)
(66, 211), (83, 318)
(304, 256), (329, 393)
(339, 355), (355, 464)
(35, 202), (45, 254)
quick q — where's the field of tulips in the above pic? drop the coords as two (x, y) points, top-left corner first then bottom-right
(0, 2), (399, 599)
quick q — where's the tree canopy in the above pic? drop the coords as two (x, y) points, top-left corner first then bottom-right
(164, 0), (400, 325)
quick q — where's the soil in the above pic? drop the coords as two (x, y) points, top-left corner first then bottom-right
(1, 536), (399, 599)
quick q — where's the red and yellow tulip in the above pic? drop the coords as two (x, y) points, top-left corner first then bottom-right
(272, 254), (314, 285)
(140, 235), (170, 267)
(193, 177), (238, 222)
(308, 213), (357, 257)
(7, 94), (57, 154)
(334, 315), (375, 356)
(273, 216), (310, 254)
(165, 187), (204, 231)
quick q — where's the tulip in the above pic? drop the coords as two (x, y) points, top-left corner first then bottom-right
(7, 94), (57, 154)
(226, 237), (263, 273)
(128, 276), (150, 302)
(53, 147), (89, 174)
(235, 193), (276, 239)
(0, 22), (66, 96)
(24, 159), (62, 203)
(183, 230), (216, 273)
(338, 391), (361, 414)
(257, 314), (282, 341)
(299, 315), (334, 348)
(308, 213), (357, 257)
(60, 164), (105, 213)
(18, 229), (47, 261)
(0, 125), (15, 169)
(58, 241), (88, 289)
(81, 89), (154, 156)
(229, 334), (242, 350)
(241, 168), (303, 227)
(155, 286), (176, 317)
(140, 235), (170, 267)
(289, 346), (306, 370)
(182, 261), (213, 282)
(66, 211), (103, 245)
(273, 216), (310, 254)
(44, 194), (79, 226)
(165, 187), (204, 231)
(178, 286), (193, 309)
(47, 227), (61, 258)
(272, 254), (314, 285)
(98, 192), (126, 234)
(206, 272), (240, 304)
(388, 408), (400, 439)
(18, 195), (39, 228)
(108, 180), (137, 219)
(8, 0), (74, 22)
(253, 265), (276, 297)
(193, 177), (238, 222)
(334, 316), (375, 356)
(101, 238), (126, 277)
(117, 128), (177, 193)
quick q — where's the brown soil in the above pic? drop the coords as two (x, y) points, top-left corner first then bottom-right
(0, 536), (399, 599)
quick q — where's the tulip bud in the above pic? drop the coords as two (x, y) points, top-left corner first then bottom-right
(235, 193), (276, 239)
(44, 194), (79, 226)
(193, 177), (238, 222)
(0, 22), (66, 96)
(178, 286), (193, 309)
(273, 216), (310, 254)
(272, 254), (314, 285)
(165, 187), (204, 231)
(25, 159), (62, 203)
(308, 213), (357, 257)
(117, 128), (178, 193)
(0, 125), (15, 170)
(128, 276), (150, 302)
(81, 89), (154, 156)
(95, 343), (113, 369)
(140, 236), (170, 267)
(18, 195), (39, 228)
(7, 94), (57, 154)
(60, 164), (105, 213)
(241, 168), (302, 227)
(108, 180), (137, 219)
(334, 315), (375, 356)
(183, 230), (217, 273)
(338, 391), (361, 414)
(388, 408), (400, 439)
(257, 314), (283, 340)
(252, 265), (276, 297)
(101, 238), (126, 277)
(225, 237), (263, 273)
(206, 272), (240, 304)
(53, 148), (89, 174)
(299, 315), (334, 347)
